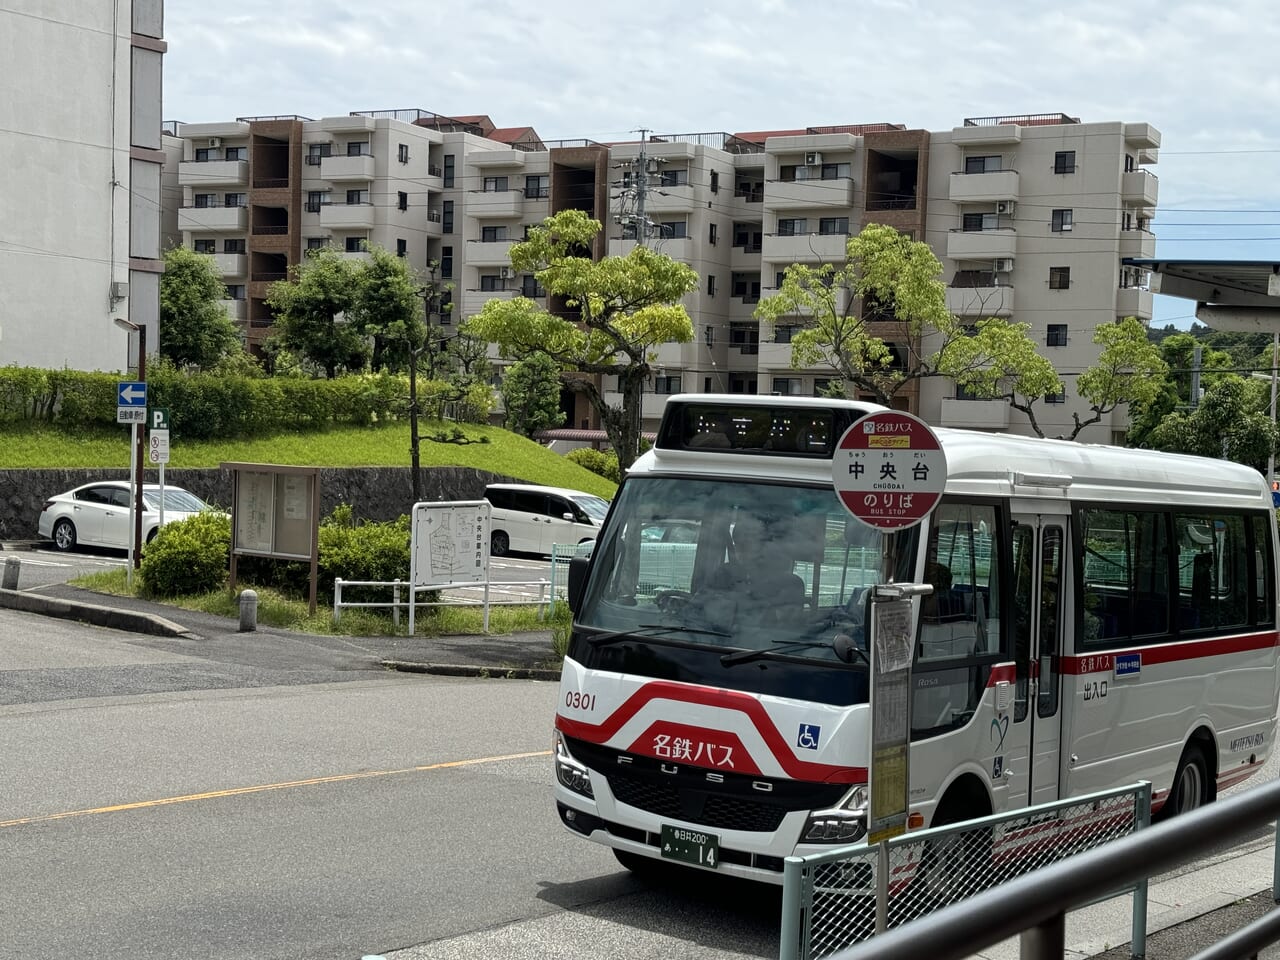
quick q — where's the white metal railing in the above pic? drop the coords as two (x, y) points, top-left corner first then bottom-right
(333, 577), (552, 633)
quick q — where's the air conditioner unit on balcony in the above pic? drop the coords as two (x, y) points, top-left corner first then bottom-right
(207, 137), (222, 149)
(500, 267), (514, 280)
(994, 258), (1014, 273)
(805, 152), (823, 166)
(996, 200), (1015, 215)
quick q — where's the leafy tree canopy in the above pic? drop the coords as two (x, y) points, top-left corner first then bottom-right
(158, 246), (244, 370)
(266, 248), (370, 378)
(500, 352), (566, 438)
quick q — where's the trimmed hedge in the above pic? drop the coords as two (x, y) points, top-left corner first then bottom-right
(139, 511), (232, 597)
(566, 447), (621, 483)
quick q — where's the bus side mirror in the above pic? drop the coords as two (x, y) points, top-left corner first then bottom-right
(567, 557), (591, 614)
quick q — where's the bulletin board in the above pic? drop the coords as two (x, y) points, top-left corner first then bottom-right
(222, 462), (321, 613)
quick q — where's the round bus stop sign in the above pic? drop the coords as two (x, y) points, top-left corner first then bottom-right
(832, 411), (947, 530)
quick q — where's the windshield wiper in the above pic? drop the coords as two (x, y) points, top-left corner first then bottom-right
(721, 635), (869, 667)
(588, 623), (731, 648)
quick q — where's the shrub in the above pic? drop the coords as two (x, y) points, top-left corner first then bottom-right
(566, 447), (620, 483)
(139, 511), (231, 597)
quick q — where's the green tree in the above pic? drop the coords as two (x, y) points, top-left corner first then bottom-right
(158, 246), (243, 369)
(347, 245), (424, 373)
(467, 210), (698, 470)
(266, 248), (370, 378)
(1128, 332), (1231, 447)
(1146, 376), (1277, 471)
(755, 223), (1051, 409)
(501, 352), (566, 437)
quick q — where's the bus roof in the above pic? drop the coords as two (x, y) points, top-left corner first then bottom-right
(637, 395), (1270, 509)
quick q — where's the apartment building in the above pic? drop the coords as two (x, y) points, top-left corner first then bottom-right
(165, 109), (1157, 443)
(2, 1), (166, 370)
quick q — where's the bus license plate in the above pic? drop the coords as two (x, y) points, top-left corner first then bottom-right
(660, 824), (719, 869)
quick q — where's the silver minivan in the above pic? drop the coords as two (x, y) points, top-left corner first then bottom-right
(482, 483), (610, 557)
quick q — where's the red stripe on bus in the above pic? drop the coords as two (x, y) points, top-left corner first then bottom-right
(1217, 765), (1264, 791)
(1060, 631), (1280, 675)
(987, 663), (1016, 686)
(555, 681), (866, 784)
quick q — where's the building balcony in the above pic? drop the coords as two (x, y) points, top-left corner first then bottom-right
(758, 340), (797, 369)
(208, 252), (247, 278)
(946, 228), (1017, 260)
(940, 398), (1010, 430)
(179, 205), (248, 232)
(468, 149), (528, 168)
(1116, 287), (1153, 319)
(341, 250), (372, 264)
(766, 177), (854, 210)
(761, 232), (848, 264)
(946, 285), (1014, 317)
(468, 189), (524, 219)
(950, 124), (1022, 147)
(319, 202), (375, 230)
(1119, 229), (1157, 259)
(1121, 169), (1159, 209)
(604, 390), (672, 420)
(462, 288), (516, 318)
(468, 239), (517, 267)
(178, 159), (248, 187)
(645, 183), (698, 214)
(219, 299), (247, 321)
(425, 209), (443, 238)
(320, 154), (375, 181)
(948, 170), (1020, 203)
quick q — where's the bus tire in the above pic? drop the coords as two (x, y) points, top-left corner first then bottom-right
(1160, 745), (1209, 820)
(915, 800), (993, 910)
(613, 848), (670, 880)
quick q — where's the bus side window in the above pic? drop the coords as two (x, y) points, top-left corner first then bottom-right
(1011, 524), (1034, 723)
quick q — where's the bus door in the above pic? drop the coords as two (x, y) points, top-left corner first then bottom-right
(1008, 512), (1067, 808)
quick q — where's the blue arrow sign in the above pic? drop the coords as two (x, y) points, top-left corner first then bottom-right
(117, 381), (147, 406)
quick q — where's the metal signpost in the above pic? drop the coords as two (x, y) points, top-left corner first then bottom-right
(408, 501), (491, 636)
(117, 380), (147, 586)
(148, 407), (170, 526)
(832, 409), (948, 932)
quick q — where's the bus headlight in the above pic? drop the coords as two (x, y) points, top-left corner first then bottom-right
(553, 730), (594, 799)
(802, 784), (868, 843)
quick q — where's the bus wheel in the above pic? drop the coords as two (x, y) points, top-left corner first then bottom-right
(1161, 746), (1209, 819)
(613, 849), (670, 880)
(915, 808), (992, 910)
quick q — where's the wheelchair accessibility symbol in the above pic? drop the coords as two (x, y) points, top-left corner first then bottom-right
(797, 724), (821, 750)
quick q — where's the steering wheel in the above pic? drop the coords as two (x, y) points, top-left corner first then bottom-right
(654, 590), (693, 613)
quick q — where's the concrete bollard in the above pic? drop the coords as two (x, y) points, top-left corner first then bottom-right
(1, 556), (19, 591)
(238, 589), (259, 632)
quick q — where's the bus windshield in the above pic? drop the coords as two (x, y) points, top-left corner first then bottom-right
(576, 476), (917, 670)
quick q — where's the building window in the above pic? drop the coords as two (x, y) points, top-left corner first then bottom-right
(709, 222), (717, 245)
(347, 141), (369, 157)
(193, 193), (216, 208)
(306, 144), (331, 165)
(730, 325), (759, 354)
(707, 275), (716, 297)
(732, 274), (761, 301)
(962, 212), (997, 232)
(225, 284), (246, 300)
(820, 162), (852, 179)
(193, 239), (215, 253)
(659, 169), (688, 187)
(1045, 391), (1066, 404)
(346, 189), (368, 205)
(480, 274), (503, 292)
(398, 143), (409, 164)
(345, 236), (368, 253)
(306, 237), (326, 250)
(1054, 150), (1076, 175)
(710, 170), (719, 194)
(704, 376), (713, 392)
(777, 218), (807, 236)
(524, 175), (549, 199)
(443, 155), (455, 187)
(775, 325), (797, 344)
(1051, 209), (1073, 232)
(659, 220), (687, 239)
(194, 148), (214, 162)
(965, 155), (1002, 174)
(813, 378), (834, 397)
(442, 200), (453, 234)
(1048, 266), (1071, 290)
(306, 191), (328, 213)
(1046, 324), (1069, 346)
(521, 275), (545, 297)
(818, 217), (849, 235)
(224, 146), (246, 161)
(481, 225), (508, 242)
(224, 238), (245, 254)
(223, 193), (246, 208)
(398, 191), (409, 211)
(621, 222), (637, 240)
(775, 271), (786, 289)
(955, 381), (982, 401)
(654, 375), (681, 394)
(1125, 154), (1136, 172)
(483, 176), (508, 192)
(772, 377), (802, 396)
(440, 246), (453, 279)
(438, 289), (453, 322)
(396, 238), (407, 258)
(733, 224), (762, 251)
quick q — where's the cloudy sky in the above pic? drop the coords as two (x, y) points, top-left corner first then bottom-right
(164, 0), (1280, 329)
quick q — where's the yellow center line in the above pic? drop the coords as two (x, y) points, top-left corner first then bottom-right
(0, 749), (552, 829)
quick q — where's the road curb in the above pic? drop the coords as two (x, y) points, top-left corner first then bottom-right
(380, 659), (561, 681)
(0, 587), (196, 638)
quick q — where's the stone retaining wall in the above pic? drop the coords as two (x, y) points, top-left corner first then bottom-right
(0, 467), (511, 540)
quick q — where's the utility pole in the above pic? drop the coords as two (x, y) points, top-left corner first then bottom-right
(615, 128), (659, 247)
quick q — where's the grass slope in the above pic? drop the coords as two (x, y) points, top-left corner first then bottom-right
(0, 421), (616, 498)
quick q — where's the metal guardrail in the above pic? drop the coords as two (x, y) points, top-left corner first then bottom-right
(824, 776), (1280, 960)
(780, 783), (1151, 960)
(333, 577), (552, 631)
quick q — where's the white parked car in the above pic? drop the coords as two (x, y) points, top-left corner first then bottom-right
(38, 481), (215, 553)
(482, 483), (610, 557)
